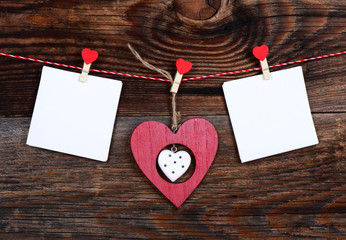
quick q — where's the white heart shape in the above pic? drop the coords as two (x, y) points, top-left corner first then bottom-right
(158, 149), (191, 182)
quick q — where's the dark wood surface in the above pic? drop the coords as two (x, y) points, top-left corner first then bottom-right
(0, 0), (345, 239)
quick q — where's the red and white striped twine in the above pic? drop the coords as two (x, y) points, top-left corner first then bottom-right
(0, 51), (345, 82)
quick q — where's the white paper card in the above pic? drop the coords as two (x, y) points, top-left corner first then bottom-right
(223, 66), (318, 163)
(27, 66), (122, 162)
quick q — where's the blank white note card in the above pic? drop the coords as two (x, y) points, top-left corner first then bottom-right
(223, 66), (318, 163)
(27, 66), (122, 162)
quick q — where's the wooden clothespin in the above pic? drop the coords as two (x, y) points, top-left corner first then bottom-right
(253, 45), (271, 80)
(80, 48), (98, 83)
(170, 58), (192, 93)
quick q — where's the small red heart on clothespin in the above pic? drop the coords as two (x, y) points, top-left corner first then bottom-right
(176, 58), (192, 75)
(82, 48), (98, 65)
(252, 45), (269, 61)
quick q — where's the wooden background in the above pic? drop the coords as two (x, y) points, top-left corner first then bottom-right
(0, 0), (345, 239)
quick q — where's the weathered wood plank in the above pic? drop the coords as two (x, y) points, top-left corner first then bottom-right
(0, 0), (345, 239)
(0, 114), (345, 238)
(0, 0), (345, 117)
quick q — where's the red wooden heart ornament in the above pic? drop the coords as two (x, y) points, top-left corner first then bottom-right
(82, 48), (98, 65)
(252, 45), (269, 61)
(176, 58), (192, 75)
(131, 118), (218, 207)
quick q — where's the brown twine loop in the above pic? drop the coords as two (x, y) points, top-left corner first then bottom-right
(128, 44), (181, 132)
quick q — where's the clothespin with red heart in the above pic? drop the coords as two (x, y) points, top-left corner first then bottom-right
(253, 45), (271, 80)
(80, 48), (98, 83)
(170, 58), (192, 93)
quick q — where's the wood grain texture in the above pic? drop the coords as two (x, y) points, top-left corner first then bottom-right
(131, 118), (218, 207)
(0, 0), (345, 239)
(0, 115), (345, 239)
(0, 0), (345, 117)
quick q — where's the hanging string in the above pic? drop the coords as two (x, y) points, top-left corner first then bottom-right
(0, 51), (344, 82)
(128, 44), (181, 131)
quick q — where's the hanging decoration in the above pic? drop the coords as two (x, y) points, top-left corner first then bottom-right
(128, 45), (218, 207)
